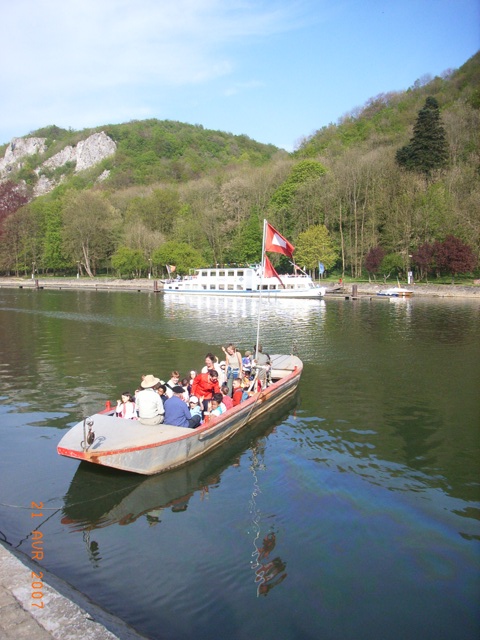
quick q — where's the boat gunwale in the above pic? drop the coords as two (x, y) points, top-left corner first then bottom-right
(57, 363), (302, 462)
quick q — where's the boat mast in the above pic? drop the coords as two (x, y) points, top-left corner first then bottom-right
(254, 219), (267, 361)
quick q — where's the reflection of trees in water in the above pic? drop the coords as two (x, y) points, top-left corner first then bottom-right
(385, 403), (443, 471)
(248, 441), (287, 597)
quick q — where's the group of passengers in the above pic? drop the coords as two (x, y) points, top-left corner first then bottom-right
(115, 345), (271, 428)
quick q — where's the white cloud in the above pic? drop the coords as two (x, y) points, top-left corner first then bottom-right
(0, 0), (309, 139)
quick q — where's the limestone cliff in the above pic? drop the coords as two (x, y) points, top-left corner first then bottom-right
(0, 131), (117, 196)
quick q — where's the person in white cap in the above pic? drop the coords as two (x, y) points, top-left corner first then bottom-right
(135, 374), (165, 425)
(188, 396), (203, 426)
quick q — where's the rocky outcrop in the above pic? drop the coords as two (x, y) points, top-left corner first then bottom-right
(1, 131), (117, 196)
(40, 131), (116, 174)
(0, 137), (47, 175)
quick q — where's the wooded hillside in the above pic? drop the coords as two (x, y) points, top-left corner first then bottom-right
(0, 51), (479, 281)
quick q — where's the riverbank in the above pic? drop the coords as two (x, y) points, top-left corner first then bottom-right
(0, 544), (146, 640)
(0, 276), (479, 298)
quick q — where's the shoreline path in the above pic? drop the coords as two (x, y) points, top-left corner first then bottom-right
(0, 277), (479, 298)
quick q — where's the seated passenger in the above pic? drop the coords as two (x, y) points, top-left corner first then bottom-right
(221, 384), (234, 410)
(155, 383), (168, 407)
(136, 375), (165, 425)
(116, 392), (137, 420)
(188, 395), (203, 425)
(205, 392), (226, 418)
(166, 371), (181, 397)
(188, 370), (197, 394)
(164, 386), (201, 429)
(232, 378), (245, 406)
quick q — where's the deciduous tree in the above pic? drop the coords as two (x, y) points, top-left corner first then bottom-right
(152, 241), (203, 276)
(365, 246), (385, 281)
(61, 190), (120, 277)
(294, 225), (338, 275)
(433, 235), (477, 283)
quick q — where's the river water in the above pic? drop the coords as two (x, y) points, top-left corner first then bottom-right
(0, 288), (479, 640)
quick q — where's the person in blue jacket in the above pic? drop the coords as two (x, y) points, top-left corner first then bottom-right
(164, 386), (201, 429)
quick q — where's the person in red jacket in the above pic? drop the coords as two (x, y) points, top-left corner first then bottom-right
(191, 369), (221, 411)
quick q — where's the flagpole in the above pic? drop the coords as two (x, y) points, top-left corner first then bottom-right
(254, 219), (267, 362)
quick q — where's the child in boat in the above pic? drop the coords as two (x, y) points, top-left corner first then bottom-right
(242, 350), (253, 379)
(116, 392), (137, 420)
(188, 395), (203, 425)
(221, 384), (234, 410)
(232, 378), (250, 406)
(205, 393), (226, 418)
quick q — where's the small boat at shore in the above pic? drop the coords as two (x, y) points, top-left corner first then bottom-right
(377, 287), (413, 297)
(57, 354), (302, 475)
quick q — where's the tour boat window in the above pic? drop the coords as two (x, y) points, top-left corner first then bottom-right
(209, 285), (216, 289)
(237, 271), (244, 276)
(219, 271), (225, 277)
(219, 284), (225, 290)
(201, 271), (208, 277)
(227, 271), (234, 277)
(228, 285), (234, 290)
(236, 285), (243, 290)
(269, 285), (276, 290)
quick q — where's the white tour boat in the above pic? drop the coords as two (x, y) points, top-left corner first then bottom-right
(162, 265), (326, 298)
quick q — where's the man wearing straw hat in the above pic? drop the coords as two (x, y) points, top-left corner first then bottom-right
(136, 374), (165, 425)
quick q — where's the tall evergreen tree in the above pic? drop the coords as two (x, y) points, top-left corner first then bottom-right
(396, 97), (448, 178)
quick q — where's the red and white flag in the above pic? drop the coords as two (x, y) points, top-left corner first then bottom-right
(264, 255), (284, 287)
(265, 222), (295, 258)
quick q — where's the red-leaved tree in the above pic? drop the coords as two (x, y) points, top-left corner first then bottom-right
(365, 246), (385, 282)
(0, 180), (29, 229)
(411, 242), (435, 282)
(433, 235), (477, 283)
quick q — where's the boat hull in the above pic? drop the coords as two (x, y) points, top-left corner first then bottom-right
(377, 287), (413, 297)
(162, 286), (325, 299)
(57, 355), (302, 475)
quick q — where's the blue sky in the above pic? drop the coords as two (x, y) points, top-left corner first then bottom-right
(1, 0), (479, 151)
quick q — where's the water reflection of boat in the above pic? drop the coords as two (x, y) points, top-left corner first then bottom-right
(61, 393), (297, 533)
(58, 354), (302, 475)
(162, 293), (326, 318)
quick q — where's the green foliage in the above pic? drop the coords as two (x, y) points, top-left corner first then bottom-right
(61, 190), (121, 276)
(104, 119), (280, 187)
(125, 188), (180, 234)
(111, 247), (147, 277)
(228, 210), (263, 263)
(396, 97), (448, 177)
(269, 160), (327, 237)
(380, 253), (404, 280)
(152, 241), (204, 275)
(294, 225), (338, 272)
